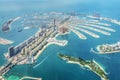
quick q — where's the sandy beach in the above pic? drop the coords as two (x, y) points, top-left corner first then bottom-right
(85, 24), (115, 32)
(72, 26), (100, 38)
(0, 38), (13, 45)
(34, 33), (68, 60)
(69, 27), (87, 39)
(79, 25), (111, 35)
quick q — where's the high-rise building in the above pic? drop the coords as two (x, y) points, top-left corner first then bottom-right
(8, 46), (15, 57)
(53, 19), (56, 30)
(59, 27), (69, 34)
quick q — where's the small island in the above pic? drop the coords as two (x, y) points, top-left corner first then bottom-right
(93, 41), (120, 54)
(0, 38), (13, 45)
(58, 53), (109, 80)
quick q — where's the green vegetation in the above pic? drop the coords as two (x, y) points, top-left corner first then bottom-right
(6, 75), (20, 80)
(58, 53), (109, 80)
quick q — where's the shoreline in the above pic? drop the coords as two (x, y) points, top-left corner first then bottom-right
(97, 45), (120, 54)
(79, 25), (111, 36)
(93, 59), (107, 74)
(88, 15), (120, 26)
(72, 26), (100, 38)
(0, 76), (4, 80)
(71, 23), (111, 36)
(67, 60), (84, 69)
(67, 60), (107, 80)
(69, 27), (87, 40)
(34, 33), (68, 60)
(67, 59), (107, 74)
(84, 24), (115, 32)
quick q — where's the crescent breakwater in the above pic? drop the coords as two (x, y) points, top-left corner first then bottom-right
(1, 17), (21, 32)
(87, 15), (120, 26)
(92, 41), (120, 54)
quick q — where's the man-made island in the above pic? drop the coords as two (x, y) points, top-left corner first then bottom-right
(58, 53), (109, 80)
(1, 17), (20, 32)
(93, 41), (120, 54)
(0, 38), (13, 45)
(0, 12), (116, 79)
(0, 12), (72, 77)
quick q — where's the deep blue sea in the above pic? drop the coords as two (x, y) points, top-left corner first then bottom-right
(0, 0), (120, 80)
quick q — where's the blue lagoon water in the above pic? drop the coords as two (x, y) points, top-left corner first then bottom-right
(0, 0), (120, 80)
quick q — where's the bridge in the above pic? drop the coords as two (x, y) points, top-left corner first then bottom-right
(0, 62), (16, 76)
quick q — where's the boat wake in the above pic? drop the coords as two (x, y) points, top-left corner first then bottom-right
(33, 55), (49, 69)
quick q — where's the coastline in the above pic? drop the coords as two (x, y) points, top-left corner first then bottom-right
(84, 24), (115, 32)
(35, 33), (68, 60)
(71, 26), (100, 38)
(67, 60), (107, 80)
(88, 15), (120, 26)
(96, 45), (120, 54)
(0, 76), (4, 80)
(67, 60), (84, 69)
(93, 60), (107, 74)
(69, 27), (87, 40)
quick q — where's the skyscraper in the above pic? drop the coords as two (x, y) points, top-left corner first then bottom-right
(8, 46), (15, 57)
(53, 19), (56, 30)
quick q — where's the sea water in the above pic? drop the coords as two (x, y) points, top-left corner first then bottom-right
(0, 0), (120, 80)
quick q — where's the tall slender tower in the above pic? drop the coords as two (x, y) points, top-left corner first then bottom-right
(53, 19), (56, 30)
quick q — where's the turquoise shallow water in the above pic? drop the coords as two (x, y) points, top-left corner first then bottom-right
(0, 0), (120, 80)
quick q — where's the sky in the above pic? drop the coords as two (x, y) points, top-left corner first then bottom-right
(0, 0), (120, 16)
